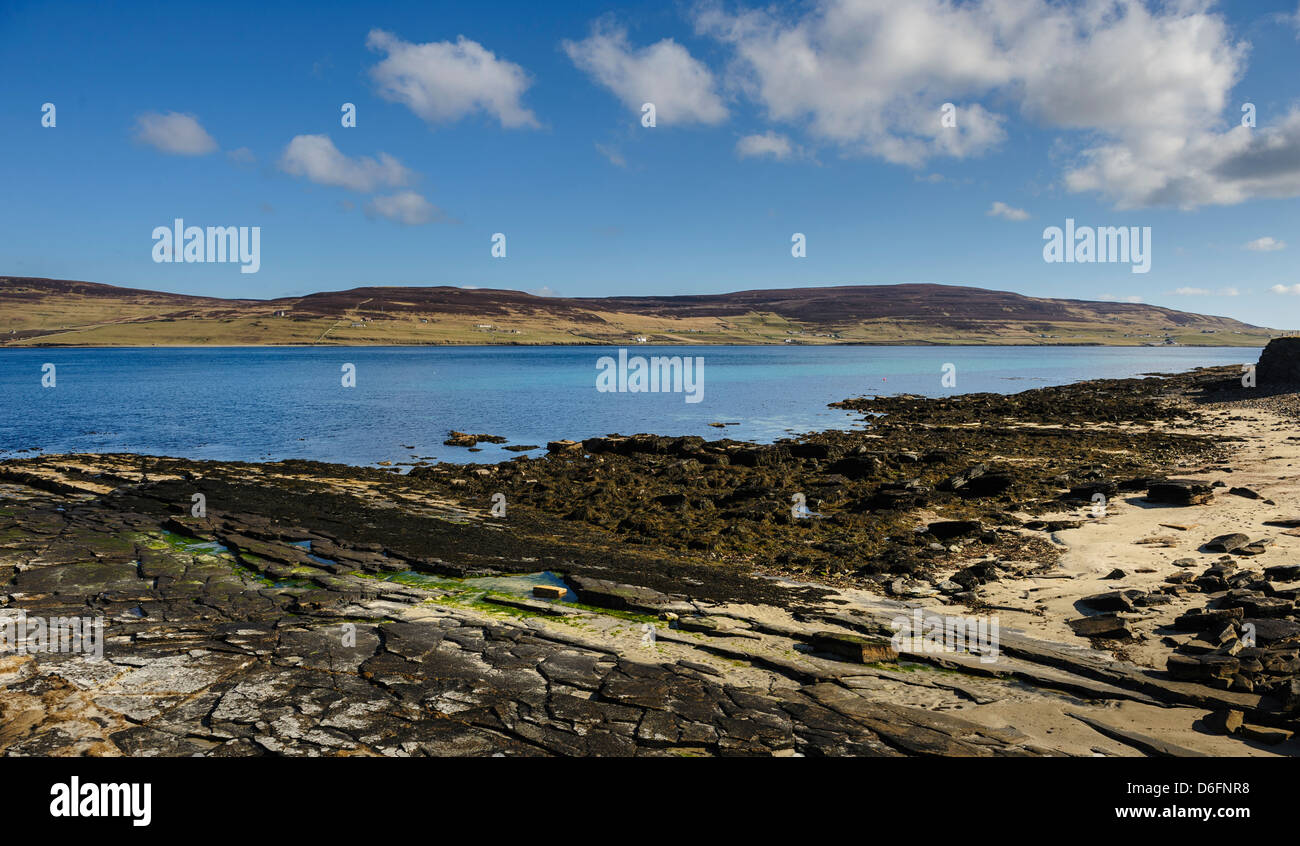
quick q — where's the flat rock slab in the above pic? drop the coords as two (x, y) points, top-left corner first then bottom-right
(810, 631), (899, 664)
(567, 575), (672, 613)
(1067, 712), (1209, 758)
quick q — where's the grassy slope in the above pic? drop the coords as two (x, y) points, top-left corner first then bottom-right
(0, 279), (1278, 347)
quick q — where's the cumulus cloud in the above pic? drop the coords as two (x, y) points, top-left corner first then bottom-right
(279, 135), (413, 193)
(987, 201), (1029, 221)
(367, 29), (538, 128)
(691, 0), (1294, 208)
(736, 131), (802, 159)
(563, 24), (727, 126)
(365, 191), (444, 225)
(133, 112), (218, 155)
(1245, 236), (1286, 252)
(1067, 108), (1300, 209)
(1271, 284), (1300, 295)
(694, 0), (1013, 165)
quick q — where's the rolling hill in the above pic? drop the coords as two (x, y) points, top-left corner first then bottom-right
(0, 276), (1279, 347)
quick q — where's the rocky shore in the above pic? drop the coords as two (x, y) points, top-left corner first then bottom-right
(3, 346), (1300, 756)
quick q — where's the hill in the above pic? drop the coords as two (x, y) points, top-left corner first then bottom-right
(0, 276), (1278, 347)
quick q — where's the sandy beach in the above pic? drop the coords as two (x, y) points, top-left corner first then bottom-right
(3, 356), (1300, 757)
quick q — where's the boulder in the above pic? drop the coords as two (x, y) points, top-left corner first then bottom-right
(1146, 479), (1214, 506)
(1256, 337), (1300, 386)
(1080, 590), (1142, 612)
(828, 455), (884, 479)
(1205, 533), (1251, 553)
(926, 520), (984, 540)
(1264, 564), (1300, 582)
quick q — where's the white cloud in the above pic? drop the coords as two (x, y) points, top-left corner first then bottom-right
(1098, 294), (1144, 303)
(987, 201), (1029, 221)
(563, 24), (727, 126)
(1245, 236), (1286, 252)
(367, 29), (538, 128)
(1173, 286), (1239, 296)
(694, 0), (1013, 165)
(1271, 284), (1300, 295)
(736, 131), (801, 159)
(133, 112), (218, 155)
(365, 191), (443, 225)
(693, 0), (1299, 208)
(1067, 109), (1300, 209)
(279, 135), (413, 193)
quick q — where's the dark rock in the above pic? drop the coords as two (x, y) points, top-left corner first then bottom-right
(1202, 709), (1244, 735)
(1146, 479), (1214, 506)
(937, 464), (987, 492)
(1264, 564), (1300, 582)
(1066, 481), (1117, 500)
(1080, 590), (1142, 612)
(1166, 653), (1239, 681)
(567, 575), (671, 613)
(926, 520), (984, 540)
(1241, 618), (1300, 645)
(826, 452), (889, 480)
(1068, 614), (1133, 639)
(1256, 337), (1300, 386)
(1172, 607), (1243, 631)
(1205, 533), (1251, 553)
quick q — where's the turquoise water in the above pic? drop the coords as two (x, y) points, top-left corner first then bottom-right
(0, 345), (1258, 467)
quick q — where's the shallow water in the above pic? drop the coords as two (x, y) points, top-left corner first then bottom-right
(0, 345), (1258, 467)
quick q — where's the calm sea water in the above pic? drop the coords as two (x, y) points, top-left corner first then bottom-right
(0, 345), (1259, 467)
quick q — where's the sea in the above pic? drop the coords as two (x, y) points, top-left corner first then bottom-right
(0, 345), (1259, 467)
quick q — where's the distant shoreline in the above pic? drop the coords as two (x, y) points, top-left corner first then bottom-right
(0, 340), (1271, 350)
(3, 277), (1280, 349)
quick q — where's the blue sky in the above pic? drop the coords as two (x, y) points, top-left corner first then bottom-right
(1, 0), (1298, 327)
